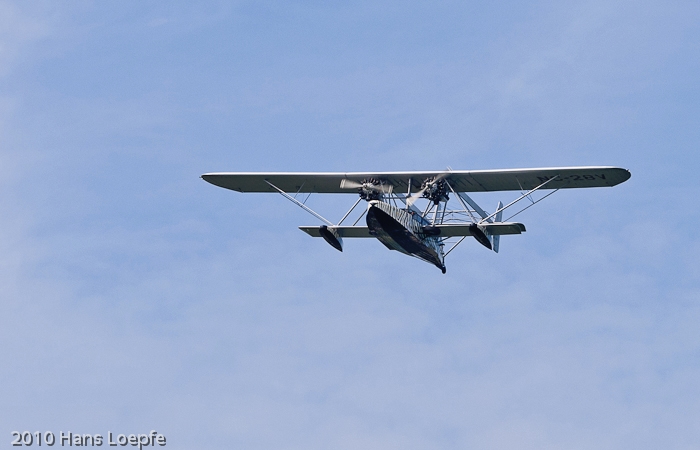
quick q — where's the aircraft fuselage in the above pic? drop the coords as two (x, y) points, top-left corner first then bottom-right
(366, 200), (446, 273)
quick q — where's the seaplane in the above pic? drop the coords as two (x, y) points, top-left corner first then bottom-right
(202, 167), (630, 273)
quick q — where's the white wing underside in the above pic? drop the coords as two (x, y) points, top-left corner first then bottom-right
(202, 167), (630, 193)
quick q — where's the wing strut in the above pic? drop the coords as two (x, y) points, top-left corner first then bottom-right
(503, 187), (563, 222)
(481, 175), (563, 223)
(264, 180), (334, 226)
(445, 181), (485, 222)
(337, 197), (363, 225)
(443, 236), (468, 257)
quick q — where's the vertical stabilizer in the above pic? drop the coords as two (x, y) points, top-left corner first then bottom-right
(492, 201), (503, 253)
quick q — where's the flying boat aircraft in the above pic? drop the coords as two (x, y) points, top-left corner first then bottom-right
(202, 167), (630, 273)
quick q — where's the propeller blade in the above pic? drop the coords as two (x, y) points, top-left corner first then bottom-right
(340, 179), (393, 193)
(340, 179), (364, 189)
(406, 186), (428, 207)
(406, 173), (448, 206)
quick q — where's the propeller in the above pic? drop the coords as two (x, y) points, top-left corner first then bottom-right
(340, 178), (393, 201)
(406, 173), (449, 207)
(340, 179), (393, 193)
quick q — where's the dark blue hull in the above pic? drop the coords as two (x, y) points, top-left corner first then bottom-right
(366, 205), (446, 273)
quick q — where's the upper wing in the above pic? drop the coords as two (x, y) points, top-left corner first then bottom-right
(201, 166), (630, 193)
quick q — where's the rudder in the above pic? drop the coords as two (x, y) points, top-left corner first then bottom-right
(492, 201), (503, 253)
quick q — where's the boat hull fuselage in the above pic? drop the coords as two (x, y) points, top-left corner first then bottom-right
(366, 201), (445, 272)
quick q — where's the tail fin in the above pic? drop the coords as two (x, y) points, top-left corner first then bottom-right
(492, 201), (503, 253)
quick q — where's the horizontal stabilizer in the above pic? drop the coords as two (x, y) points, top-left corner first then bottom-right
(425, 222), (526, 238)
(299, 222), (525, 239)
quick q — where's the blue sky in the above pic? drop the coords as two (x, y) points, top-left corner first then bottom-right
(1, 1), (699, 449)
